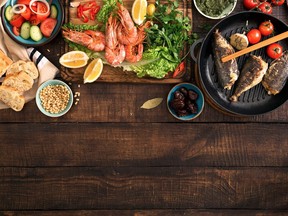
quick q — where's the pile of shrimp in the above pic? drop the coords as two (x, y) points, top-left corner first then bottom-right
(62, 3), (151, 66)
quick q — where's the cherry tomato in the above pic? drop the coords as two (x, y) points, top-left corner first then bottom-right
(258, 2), (273, 14)
(40, 17), (57, 37)
(259, 20), (274, 36)
(36, 2), (50, 21)
(243, 0), (260, 9)
(10, 14), (25, 28)
(266, 43), (283, 59)
(271, 0), (285, 6)
(12, 26), (20, 36)
(29, 14), (41, 26)
(21, 7), (31, 20)
(247, 29), (262, 44)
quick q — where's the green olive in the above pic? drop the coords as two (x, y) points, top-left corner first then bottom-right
(147, 3), (156, 16)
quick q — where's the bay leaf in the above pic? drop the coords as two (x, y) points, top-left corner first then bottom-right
(140, 98), (163, 109)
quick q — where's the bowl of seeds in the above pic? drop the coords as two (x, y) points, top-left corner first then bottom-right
(36, 79), (73, 117)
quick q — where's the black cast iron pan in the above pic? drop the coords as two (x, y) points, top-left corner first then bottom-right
(191, 11), (288, 116)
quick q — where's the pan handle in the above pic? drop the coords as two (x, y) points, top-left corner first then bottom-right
(190, 38), (204, 63)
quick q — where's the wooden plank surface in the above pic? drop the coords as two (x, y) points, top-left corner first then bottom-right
(60, 0), (193, 83)
(0, 123), (287, 167)
(2, 210), (288, 216)
(1, 167), (288, 210)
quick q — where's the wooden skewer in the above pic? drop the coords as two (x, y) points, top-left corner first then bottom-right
(221, 31), (288, 63)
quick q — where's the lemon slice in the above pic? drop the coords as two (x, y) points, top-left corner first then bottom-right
(83, 58), (103, 84)
(59, 51), (89, 68)
(132, 0), (147, 25)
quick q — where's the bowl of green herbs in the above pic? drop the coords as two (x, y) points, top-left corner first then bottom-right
(193, 0), (237, 19)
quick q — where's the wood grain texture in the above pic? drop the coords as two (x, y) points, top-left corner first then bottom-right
(61, 0), (193, 83)
(1, 167), (288, 210)
(2, 210), (288, 216)
(0, 83), (287, 123)
(0, 123), (287, 167)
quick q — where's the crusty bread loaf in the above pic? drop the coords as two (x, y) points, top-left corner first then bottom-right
(0, 50), (13, 77)
(2, 71), (34, 92)
(0, 85), (25, 111)
(6, 60), (39, 79)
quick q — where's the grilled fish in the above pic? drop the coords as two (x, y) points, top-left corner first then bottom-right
(213, 29), (239, 90)
(262, 51), (288, 95)
(230, 55), (268, 102)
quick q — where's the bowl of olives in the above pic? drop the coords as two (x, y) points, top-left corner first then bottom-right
(167, 83), (204, 121)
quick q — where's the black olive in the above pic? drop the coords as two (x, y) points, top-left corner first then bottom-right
(170, 98), (185, 110)
(177, 109), (188, 117)
(187, 103), (198, 114)
(179, 87), (188, 96)
(174, 91), (185, 100)
(188, 90), (198, 101)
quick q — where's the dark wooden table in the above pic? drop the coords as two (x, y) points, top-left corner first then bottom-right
(1, 1), (288, 215)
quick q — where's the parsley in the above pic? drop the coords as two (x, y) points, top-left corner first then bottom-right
(146, 0), (194, 63)
(62, 23), (99, 31)
(97, 0), (123, 26)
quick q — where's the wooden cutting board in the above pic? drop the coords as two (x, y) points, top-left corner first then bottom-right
(61, 0), (193, 84)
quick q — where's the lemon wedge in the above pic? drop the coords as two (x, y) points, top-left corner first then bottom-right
(59, 51), (89, 68)
(132, 0), (147, 25)
(83, 58), (103, 84)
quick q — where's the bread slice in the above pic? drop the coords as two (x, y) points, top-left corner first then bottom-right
(6, 60), (39, 79)
(2, 71), (34, 92)
(0, 85), (25, 111)
(23, 61), (39, 79)
(0, 50), (13, 77)
(6, 60), (26, 76)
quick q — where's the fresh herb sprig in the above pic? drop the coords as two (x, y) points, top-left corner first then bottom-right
(97, 0), (123, 26)
(62, 23), (99, 31)
(145, 0), (194, 63)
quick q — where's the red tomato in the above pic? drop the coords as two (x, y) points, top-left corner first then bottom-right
(12, 26), (20, 36)
(21, 7), (31, 20)
(266, 43), (283, 59)
(36, 2), (50, 21)
(29, 14), (41, 26)
(243, 0), (260, 9)
(271, 0), (285, 6)
(173, 62), (185, 78)
(17, 0), (30, 5)
(258, 20), (274, 36)
(258, 2), (273, 14)
(10, 14), (25, 28)
(247, 29), (262, 44)
(40, 17), (57, 37)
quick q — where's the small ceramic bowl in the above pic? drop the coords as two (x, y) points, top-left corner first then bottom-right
(167, 83), (204, 121)
(36, 79), (73, 117)
(193, 0), (237, 19)
(1, 0), (64, 47)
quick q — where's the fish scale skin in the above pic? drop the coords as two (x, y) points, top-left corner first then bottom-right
(230, 55), (268, 102)
(262, 51), (288, 95)
(213, 29), (239, 90)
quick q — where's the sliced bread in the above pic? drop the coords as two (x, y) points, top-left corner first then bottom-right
(2, 71), (34, 92)
(6, 60), (26, 76)
(23, 61), (39, 79)
(0, 50), (13, 78)
(0, 85), (25, 111)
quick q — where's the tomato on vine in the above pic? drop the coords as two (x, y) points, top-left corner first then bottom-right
(247, 29), (262, 44)
(266, 43), (283, 59)
(271, 0), (285, 6)
(257, 2), (273, 14)
(259, 20), (274, 36)
(243, 0), (260, 9)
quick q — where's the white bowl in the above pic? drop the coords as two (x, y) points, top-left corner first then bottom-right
(193, 0), (237, 19)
